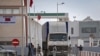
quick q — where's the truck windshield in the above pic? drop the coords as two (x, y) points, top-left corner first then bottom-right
(49, 34), (67, 41)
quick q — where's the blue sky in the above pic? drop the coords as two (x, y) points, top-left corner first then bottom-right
(30, 0), (100, 24)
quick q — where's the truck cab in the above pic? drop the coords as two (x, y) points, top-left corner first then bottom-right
(47, 33), (69, 56)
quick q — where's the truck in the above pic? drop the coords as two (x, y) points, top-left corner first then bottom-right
(42, 21), (70, 56)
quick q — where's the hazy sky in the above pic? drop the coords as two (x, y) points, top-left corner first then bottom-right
(30, 0), (100, 24)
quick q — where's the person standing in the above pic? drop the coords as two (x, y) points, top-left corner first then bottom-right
(37, 44), (41, 56)
(28, 43), (35, 56)
(53, 45), (57, 56)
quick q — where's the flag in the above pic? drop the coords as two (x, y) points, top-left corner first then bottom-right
(37, 14), (41, 20)
(30, 0), (33, 7)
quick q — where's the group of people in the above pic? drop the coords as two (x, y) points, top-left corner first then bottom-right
(28, 43), (42, 56)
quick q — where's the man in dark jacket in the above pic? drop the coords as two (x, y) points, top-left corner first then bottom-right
(28, 43), (35, 56)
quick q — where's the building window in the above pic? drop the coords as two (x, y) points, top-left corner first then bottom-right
(93, 41), (98, 46)
(13, 9), (19, 14)
(71, 27), (74, 34)
(82, 27), (96, 33)
(0, 9), (4, 14)
(84, 41), (89, 43)
(6, 9), (13, 14)
(0, 9), (19, 14)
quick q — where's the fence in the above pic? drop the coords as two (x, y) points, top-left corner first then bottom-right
(80, 51), (100, 56)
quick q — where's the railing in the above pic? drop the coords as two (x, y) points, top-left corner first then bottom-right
(80, 51), (100, 56)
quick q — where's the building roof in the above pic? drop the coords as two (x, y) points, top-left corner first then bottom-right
(83, 16), (93, 21)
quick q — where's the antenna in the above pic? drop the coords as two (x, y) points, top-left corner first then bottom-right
(73, 16), (76, 21)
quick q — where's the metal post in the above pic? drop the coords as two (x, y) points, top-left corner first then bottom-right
(21, 0), (24, 56)
(57, 2), (58, 20)
(29, 8), (31, 43)
(73, 16), (76, 21)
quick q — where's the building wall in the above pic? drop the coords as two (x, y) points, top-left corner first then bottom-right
(79, 21), (100, 46)
(68, 21), (79, 37)
(0, 0), (22, 6)
(0, 17), (26, 46)
(0, 0), (27, 46)
(0, 18), (23, 38)
(67, 21), (100, 47)
(68, 21), (79, 47)
(79, 21), (100, 38)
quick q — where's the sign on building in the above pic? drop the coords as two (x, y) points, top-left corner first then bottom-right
(0, 16), (16, 24)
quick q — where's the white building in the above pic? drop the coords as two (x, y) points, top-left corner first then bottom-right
(68, 16), (100, 47)
(68, 21), (79, 47)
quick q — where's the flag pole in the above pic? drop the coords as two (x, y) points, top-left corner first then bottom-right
(33, 5), (38, 56)
(32, 1), (38, 56)
(29, 7), (31, 43)
(29, 0), (33, 43)
(21, 0), (24, 56)
(36, 16), (40, 56)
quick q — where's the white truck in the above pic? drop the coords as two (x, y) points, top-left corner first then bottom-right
(42, 22), (70, 56)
